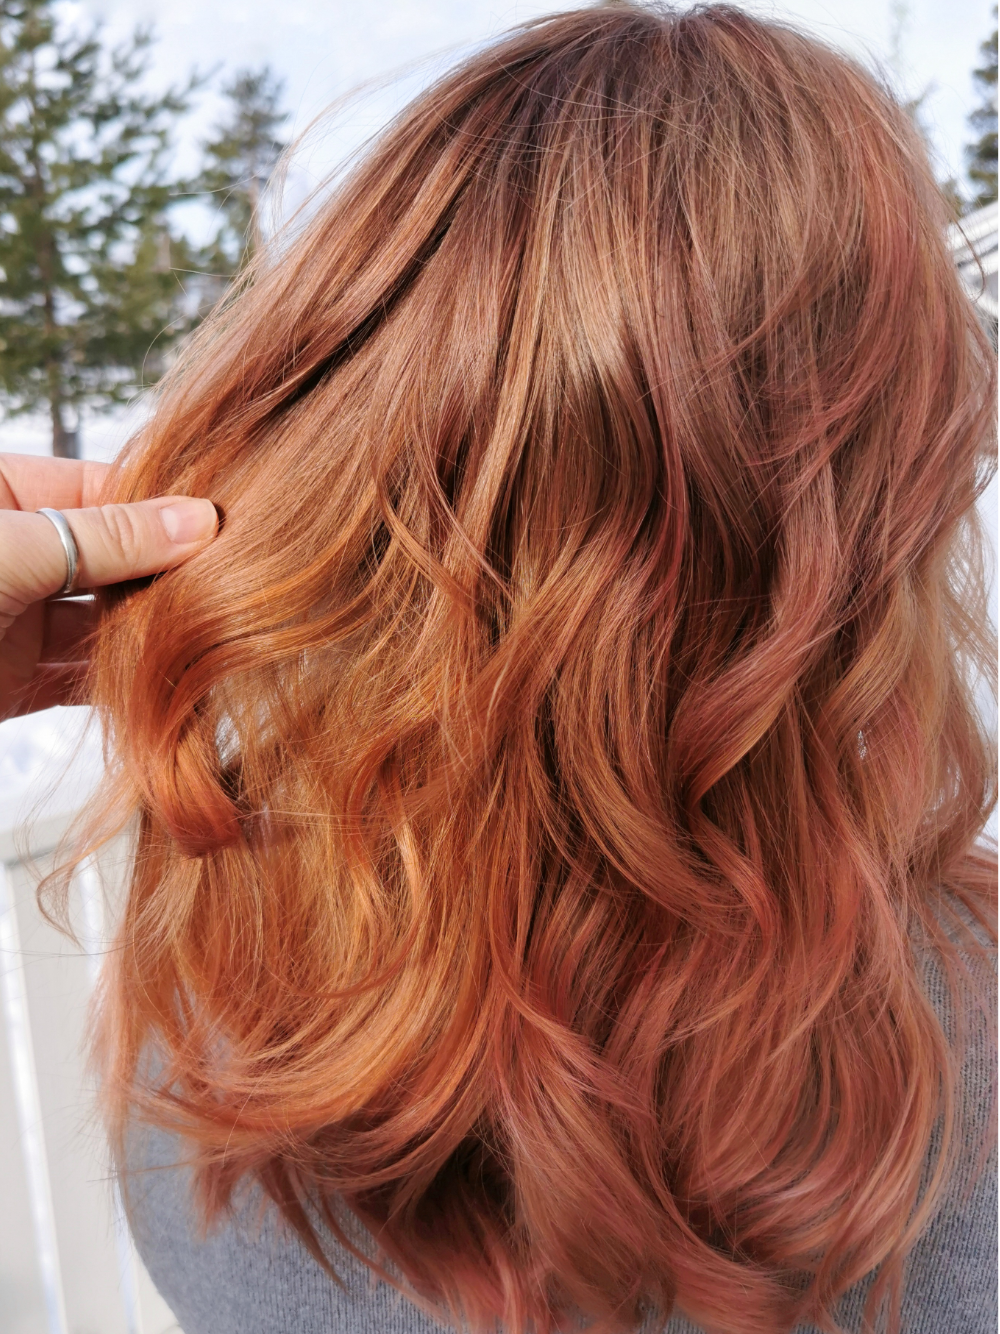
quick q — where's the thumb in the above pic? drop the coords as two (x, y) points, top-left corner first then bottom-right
(9, 497), (219, 606)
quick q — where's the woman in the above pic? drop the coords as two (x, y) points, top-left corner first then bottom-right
(3, 5), (995, 1332)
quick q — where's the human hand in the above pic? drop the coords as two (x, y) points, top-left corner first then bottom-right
(0, 453), (218, 720)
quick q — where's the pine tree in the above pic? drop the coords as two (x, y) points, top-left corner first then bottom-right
(966, 7), (998, 208)
(196, 66), (288, 293)
(0, 0), (201, 457)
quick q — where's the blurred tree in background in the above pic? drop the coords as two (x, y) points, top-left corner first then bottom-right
(0, 0), (205, 457)
(0, 0), (991, 459)
(196, 65), (288, 295)
(966, 6), (997, 208)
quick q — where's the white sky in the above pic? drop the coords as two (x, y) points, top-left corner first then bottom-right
(60, 0), (995, 200)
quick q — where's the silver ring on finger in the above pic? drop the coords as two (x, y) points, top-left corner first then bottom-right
(36, 507), (81, 596)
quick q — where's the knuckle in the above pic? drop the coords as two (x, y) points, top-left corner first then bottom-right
(98, 503), (145, 566)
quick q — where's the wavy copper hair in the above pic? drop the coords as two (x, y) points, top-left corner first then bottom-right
(74, 6), (996, 1332)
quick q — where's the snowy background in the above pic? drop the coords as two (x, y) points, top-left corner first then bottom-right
(1, 0), (996, 830)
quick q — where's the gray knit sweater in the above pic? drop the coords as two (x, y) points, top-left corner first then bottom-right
(125, 936), (997, 1334)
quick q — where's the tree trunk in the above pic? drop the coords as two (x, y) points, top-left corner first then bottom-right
(50, 395), (78, 459)
(31, 168), (78, 459)
(40, 264), (78, 458)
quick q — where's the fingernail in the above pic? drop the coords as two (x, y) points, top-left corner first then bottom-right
(159, 499), (218, 545)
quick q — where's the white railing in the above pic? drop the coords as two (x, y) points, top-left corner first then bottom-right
(0, 812), (181, 1334)
(949, 199), (999, 324)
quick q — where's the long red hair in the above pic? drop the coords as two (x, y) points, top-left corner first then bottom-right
(75, 6), (997, 1332)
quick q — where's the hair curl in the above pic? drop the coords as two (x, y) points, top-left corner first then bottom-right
(76, 7), (997, 1332)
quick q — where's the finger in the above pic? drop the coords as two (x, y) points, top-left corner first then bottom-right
(6, 663), (89, 717)
(40, 598), (99, 664)
(1, 496), (219, 608)
(0, 454), (110, 512)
